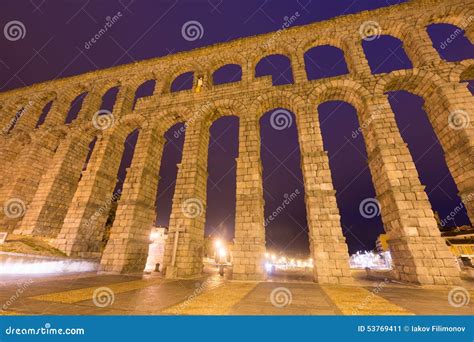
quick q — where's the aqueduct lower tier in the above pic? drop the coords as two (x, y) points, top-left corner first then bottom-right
(0, 0), (473, 285)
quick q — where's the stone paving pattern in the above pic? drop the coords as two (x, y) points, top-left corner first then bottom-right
(0, 273), (472, 315)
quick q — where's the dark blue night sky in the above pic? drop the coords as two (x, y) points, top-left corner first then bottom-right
(1, 0), (473, 256)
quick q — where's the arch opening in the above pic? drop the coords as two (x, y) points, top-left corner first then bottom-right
(171, 72), (194, 92)
(362, 35), (412, 74)
(255, 54), (294, 86)
(204, 116), (239, 262)
(260, 107), (309, 279)
(427, 23), (474, 62)
(133, 79), (156, 109)
(154, 122), (185, 228)
(35, 100), (53, 128)
(101, 129), (140, 251)
(304, 45), (349, 80)
(212, 64), (242, 85)
(65, 92), (87, 124)
(318, 101), (385, 254)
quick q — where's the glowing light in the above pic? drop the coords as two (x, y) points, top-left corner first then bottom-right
(149, 231), (160, 241)
(214, 239), (222, 248)
(271, 254), (276, 261)
(264, 252), (269, 258)
(0, 257), (98, 275)
(217, 247), (227, 259)
(349, 250), (392, 270)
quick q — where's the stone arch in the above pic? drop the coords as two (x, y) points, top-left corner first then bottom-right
(150, 105), (191, 134)
(423, 6), (474, 28)
(163, 63), (201, 93)
(207, 53), (247, 77)
(250, 42), (295, 72)
(373, 69), (446, 98)
(200, 98), (246, 124)
(309, 79), (370, 119)
(299, 36), (345, 56)
(448, 60), (474, 82)
(249, 90), (307, 119)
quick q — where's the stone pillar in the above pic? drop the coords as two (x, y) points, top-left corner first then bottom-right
(296, 105), (353, 284)
(402, 29), (442, 66)
(291, 50), (307, 84)
(364, 96), (460, 285)
(53, 129), (130, 258)
(426, 83), (474, 223)
(0, 129), (63, 232)
(341, 37), (372, 76)
(100, 127), (165, 273)
(14, 132), (95, 238)
(232, 115), (266, 281)
(163, 117), (209, 278)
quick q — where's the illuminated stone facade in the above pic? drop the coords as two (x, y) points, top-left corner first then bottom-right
(0, 0), (472, 285)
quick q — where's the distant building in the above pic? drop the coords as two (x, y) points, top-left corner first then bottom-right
(144, 226), (168, 272)
(376, 234), (389, 253)
(440, 225), (474, 267)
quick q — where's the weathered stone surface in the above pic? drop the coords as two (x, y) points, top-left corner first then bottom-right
(0, 0), (470, 284)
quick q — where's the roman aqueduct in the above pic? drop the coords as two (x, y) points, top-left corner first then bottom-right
(0, 0), (473, 285)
